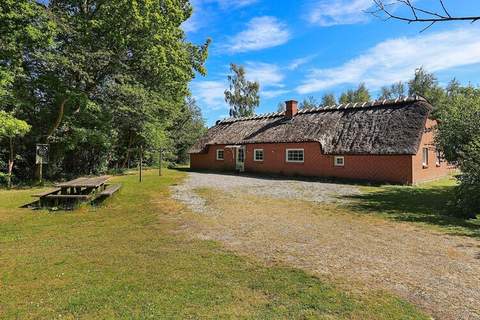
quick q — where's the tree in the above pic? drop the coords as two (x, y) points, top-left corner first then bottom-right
(0, 112), (30, 188)
(339, 83), (371, 104)
(371, 0), (480, 32)
(408, 68), (445, 115)
(171, 97), (206, 164)
(277, 102), (286, 112)
(1, 0), (210, 180)
(320, 93), (337, 107)
(379, 82), (406, 100)
(446, 78), (461, 97)
(299, 96), (319, 109)
(0, 0), (55, 106)
(436, 87), (480, 218)
(224, 64), (260, 117)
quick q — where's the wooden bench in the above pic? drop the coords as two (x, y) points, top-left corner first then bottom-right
(45, 194), (92, 200)
(31, 188), (61, 197)
(99, 184), (122, 197)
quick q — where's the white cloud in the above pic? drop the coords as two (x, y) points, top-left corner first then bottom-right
(244, 62), (290, 98)
(288, 55), (317, 70)
(262, 89), (290, 99)
(225, 16), (291, 53)
(182, 0), (257, 33)
(245, 62), (285, 87)
(213, 0), (257, 9)
(191, 81), (227, 110)
(306, 0), (373, 26)
(296, 27), (480, 94)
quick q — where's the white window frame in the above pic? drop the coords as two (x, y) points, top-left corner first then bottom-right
(422, 147), (429, 167)
(254, 149), (264, 162)
(216, 149), (224, 161)
(286, 148), (304, 163)
(334, 156), (345, 167)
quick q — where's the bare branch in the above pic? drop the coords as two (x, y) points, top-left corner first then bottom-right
(439, 0), (451, 18)
(369, 0), (480, 30)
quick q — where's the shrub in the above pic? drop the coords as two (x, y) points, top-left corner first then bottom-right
(436, 88), (480, 219)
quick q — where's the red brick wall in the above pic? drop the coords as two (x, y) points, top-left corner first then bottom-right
(189, 120), (453, 184)
(190, 142), (413, 184)
(243, 142), (413, 184)
(190, 145), (235, 171)
(412, 119), (454, 183)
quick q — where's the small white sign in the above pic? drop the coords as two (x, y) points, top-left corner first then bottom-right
(36, 144), (49, 164)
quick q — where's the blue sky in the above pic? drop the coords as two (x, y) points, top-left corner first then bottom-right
(184, 0), (480, 126)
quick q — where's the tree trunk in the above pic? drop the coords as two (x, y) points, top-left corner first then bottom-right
(7, 137), (14, 189)
(121, 134), (134, 169)
(35, 98), (68, 180)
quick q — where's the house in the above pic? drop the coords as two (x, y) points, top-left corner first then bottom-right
(188, 96), (453, 184)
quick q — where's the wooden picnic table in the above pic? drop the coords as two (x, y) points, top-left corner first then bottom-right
(32, 176), (113, 209)
(55, 176), (110, 189)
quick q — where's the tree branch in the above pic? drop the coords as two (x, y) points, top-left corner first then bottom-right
(370, 0), (480, 31)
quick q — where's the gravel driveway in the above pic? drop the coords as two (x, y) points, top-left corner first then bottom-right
(171, 172), (480, 320)
(172, 172), (360, 213)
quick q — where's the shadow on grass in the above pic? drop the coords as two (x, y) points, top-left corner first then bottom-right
(345, 183), (480, 238)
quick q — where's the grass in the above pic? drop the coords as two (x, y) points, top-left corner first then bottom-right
(344, 177), (480, 238)
(0, 169), (428, 319)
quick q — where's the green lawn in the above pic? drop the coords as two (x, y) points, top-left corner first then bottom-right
(345, 177), (480, 238)
(0, 169), (428, 319)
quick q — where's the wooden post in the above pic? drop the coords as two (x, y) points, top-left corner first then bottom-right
(159, 148), (162, 176)
(139, 146), (143, 182)
(39, 157), (43, 184)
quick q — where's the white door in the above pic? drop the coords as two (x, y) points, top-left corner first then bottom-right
(236, 146), (245, 172)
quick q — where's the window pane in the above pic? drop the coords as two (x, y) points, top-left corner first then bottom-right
(287, 150), (304, 162)
(238, 149), (244, 162)
(422, 148), (428, 166)
(335, 156), (344, 166)
(254, 150), (263, 161)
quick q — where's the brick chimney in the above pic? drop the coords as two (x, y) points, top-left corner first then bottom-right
(285, 100), (298, 119)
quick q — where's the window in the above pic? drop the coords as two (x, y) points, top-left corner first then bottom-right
(286, 149), (304, 163)
(422, 147), (429, 167)
(334, 156), (345, 167)
(237, 148), (244, 162)
(254, 149), (264, 161)
(216, 149), (224, 160)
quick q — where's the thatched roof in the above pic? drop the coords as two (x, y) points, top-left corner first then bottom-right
(189, 96), (432, 155)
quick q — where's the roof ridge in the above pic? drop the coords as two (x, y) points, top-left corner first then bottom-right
(217, 95), (425, 124)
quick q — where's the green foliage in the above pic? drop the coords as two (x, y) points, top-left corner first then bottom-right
(436, 88), (480, 218)
(224, 64), (260, 117)
(0, 111), (30, 138)
(320, 93), (337, 107)
(408, 68), (445, 114)
(379, 82), (405, 100)
(0, 0), (209, 180)
(299, 96), (319, 109)
(170, 97), (206, 164)
(339, 83), (371, 104)
(0, 0), (55, 104)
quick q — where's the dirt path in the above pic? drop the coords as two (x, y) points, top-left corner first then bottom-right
(172, 172), (480, 320)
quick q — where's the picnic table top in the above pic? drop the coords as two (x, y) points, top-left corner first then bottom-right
(55, 176), (110, 188)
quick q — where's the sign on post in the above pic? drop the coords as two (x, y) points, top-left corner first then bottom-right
(36, 144), (49, 183)
(36, 144), (49, 164)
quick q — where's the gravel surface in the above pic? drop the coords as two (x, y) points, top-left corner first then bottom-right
(171, 172), (480, 320)
(171, 172), (360, 208)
